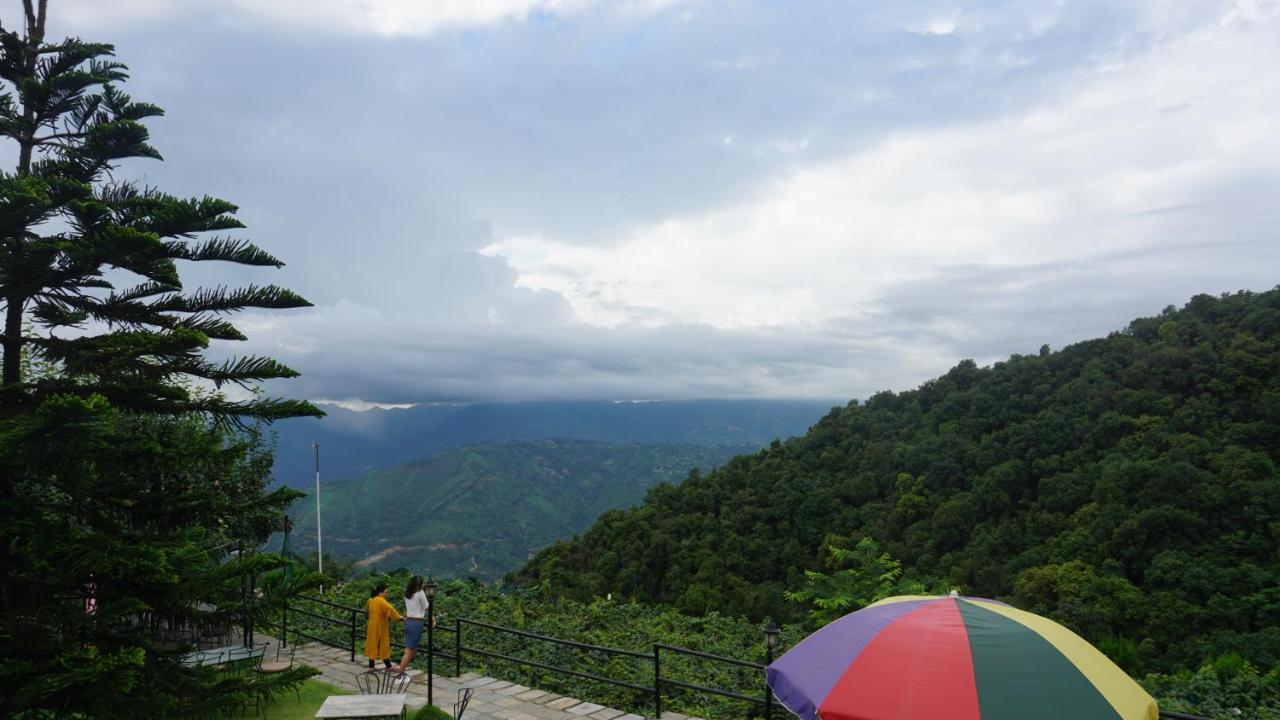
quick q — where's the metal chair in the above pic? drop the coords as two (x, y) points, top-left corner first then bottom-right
(254, 642), (302, 702)
(214, 645), (268, 720)
(454, 687), (474, 719)
(222, 642), (267, 677)
(355, 669), (410, 695)
(256, 642), (298, 674)
(182, 647), (225, 668)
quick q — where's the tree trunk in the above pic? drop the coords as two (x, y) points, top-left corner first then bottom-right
(2, 1), (47, 398)
(2, 300), (22, 392)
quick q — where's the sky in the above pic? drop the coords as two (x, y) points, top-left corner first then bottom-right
(20, 0), (1280, 407)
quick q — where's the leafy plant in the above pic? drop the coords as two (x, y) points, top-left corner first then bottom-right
(286, 577), (794, 719)
(283, 576), (1280, 720)
(1142, 656), (1280, 720)
(783, 535), (919, 627)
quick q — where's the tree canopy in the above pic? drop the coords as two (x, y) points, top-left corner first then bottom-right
(0, 1), (320, 420)
(0, 3), (322, 716)
(515, 288), (1280, 674)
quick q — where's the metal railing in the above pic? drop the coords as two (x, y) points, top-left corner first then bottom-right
(269, 595), (773, 717)
(266, 595), (1211, 720)
(455, 618), (653, 698)
(263, 595), (456, 665)
(654, 643), (778, 719)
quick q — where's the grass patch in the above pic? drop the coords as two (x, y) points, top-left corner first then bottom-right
(229, 678), (352, 720)
(410, 705), (451, 720)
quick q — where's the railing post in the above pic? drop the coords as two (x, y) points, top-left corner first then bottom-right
(427, 605), (435, 709)
(282, 600), (288, 647)
(454, 618), (462, 677)
(653, 645), (662, 720)
(349, 609), (357, 663)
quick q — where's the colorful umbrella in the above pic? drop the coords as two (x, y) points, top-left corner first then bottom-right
(767, 594), (1158, 720)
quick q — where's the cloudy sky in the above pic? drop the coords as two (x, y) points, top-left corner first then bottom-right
(29, 0), (1280, 407)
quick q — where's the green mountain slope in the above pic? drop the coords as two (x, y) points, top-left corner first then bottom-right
(515, 289), (1280, 672)
(286, 440), (749, 580)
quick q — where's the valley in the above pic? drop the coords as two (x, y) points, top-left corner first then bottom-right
(284, 438), (755, 579)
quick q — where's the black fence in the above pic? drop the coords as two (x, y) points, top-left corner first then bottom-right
(654, 643), (776, 719)
(264, 595), (775, 718)
(262, 595), (457, 665)
(263, 595), (1208, 720)
(456, 618), (654, 702)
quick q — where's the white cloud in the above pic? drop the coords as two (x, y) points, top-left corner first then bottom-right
(907, 14), (960, 36)
(710, 52), (778, 70)
(1220, 0), (1280, 25)
(483, 11), (1280, 332)
(46, 0), (689, 35)
(311, 398), (420, 411)
(28, 0), (1280, 405)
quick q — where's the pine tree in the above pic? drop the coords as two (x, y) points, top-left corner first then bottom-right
(0, 398), (322, 718)
(0, 0), (321, 421)
(0, 3), (325, 716)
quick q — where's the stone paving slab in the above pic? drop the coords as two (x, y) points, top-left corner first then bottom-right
(267, 636), (664, 720)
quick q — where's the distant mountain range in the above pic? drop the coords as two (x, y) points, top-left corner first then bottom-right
(283, 439), (751, 579)
(268, 399), (837, 489)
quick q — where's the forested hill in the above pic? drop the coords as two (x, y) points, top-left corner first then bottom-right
(515, 289), (1280, 672)
(285, 440), (749, 580)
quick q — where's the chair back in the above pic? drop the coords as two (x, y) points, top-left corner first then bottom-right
(386, 671), (410, 694)
(356, 669), (410, 694)
(273, 641), (298, 664)
(183, 648), (224, 667)
(454, 687), (474, 719)
(223, 642), (266, 676)
(248, 642), (267, 671)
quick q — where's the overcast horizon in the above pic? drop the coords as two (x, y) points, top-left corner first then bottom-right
(23, 0), (1280, 409)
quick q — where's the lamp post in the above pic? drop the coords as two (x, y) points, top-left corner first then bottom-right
(425, 578), (438, 708)
(763, 621), (780, 720)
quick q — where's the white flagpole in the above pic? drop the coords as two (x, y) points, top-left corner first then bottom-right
(314, 442), (323, 590)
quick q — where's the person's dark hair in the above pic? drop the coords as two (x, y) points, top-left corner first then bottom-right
(371, 582), (388, 597)
(404, 575), (424, 600)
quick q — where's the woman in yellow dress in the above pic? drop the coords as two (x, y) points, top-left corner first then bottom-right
(364, 583), (402, 669)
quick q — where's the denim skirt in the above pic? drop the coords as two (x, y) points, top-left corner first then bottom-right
(403, 618), (424, 649)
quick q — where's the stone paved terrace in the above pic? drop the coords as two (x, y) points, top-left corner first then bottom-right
(269, 636), (707, 720)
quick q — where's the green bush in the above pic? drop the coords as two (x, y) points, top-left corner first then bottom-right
(288, 577), (791, 719)
(1142, 655), (1280, 720)
(283, 576), (1280, 720)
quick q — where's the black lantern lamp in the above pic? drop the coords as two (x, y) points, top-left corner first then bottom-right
(763, 621), (781, 720)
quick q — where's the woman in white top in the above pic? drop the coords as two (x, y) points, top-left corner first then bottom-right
(394, 575), (430, 673)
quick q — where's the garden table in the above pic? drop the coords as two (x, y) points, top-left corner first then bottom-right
(180, 644), (255, 667)
(314, 693), (407, 719)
